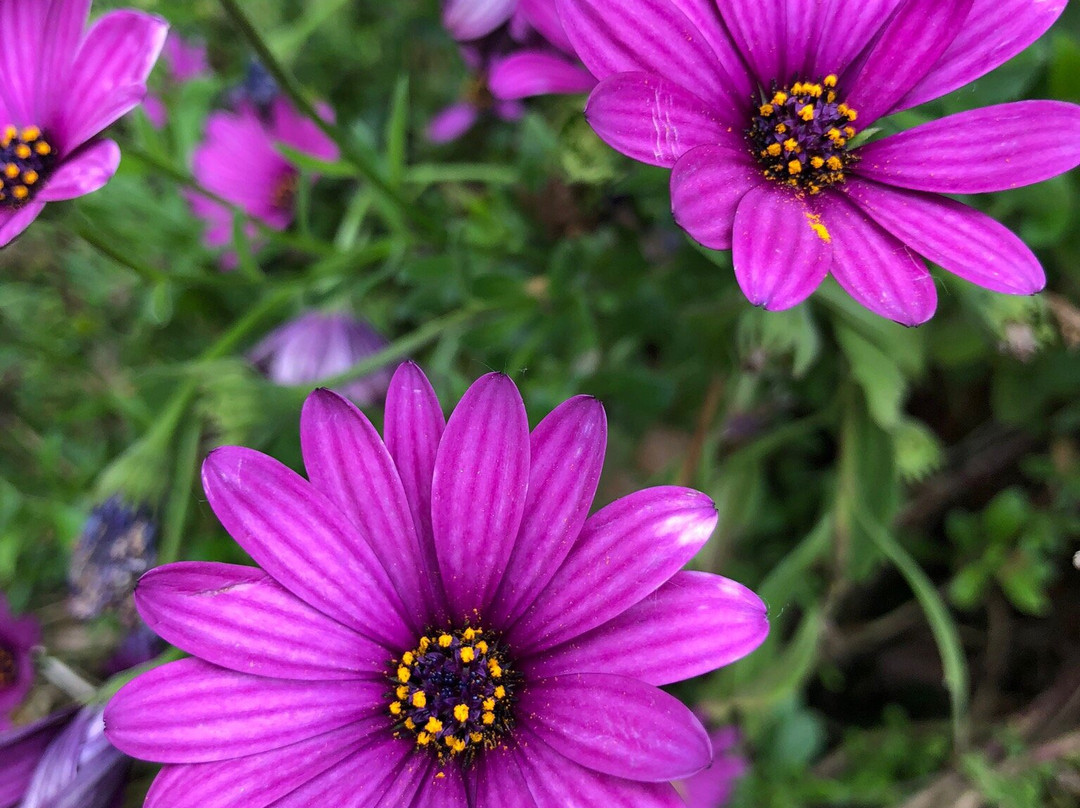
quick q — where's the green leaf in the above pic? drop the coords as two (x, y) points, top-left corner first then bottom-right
(836, 324), (906, 430)
(385, 75), (410, 188)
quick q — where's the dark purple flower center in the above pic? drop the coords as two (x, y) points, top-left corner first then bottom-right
(0, 126), (57, 209)
(387, 626), (519, 764)
(746, 76), (858, 195)
(0, 642), (16, 687)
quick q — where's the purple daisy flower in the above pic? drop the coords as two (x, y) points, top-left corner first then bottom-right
(187, 96), (338, 268)
(678, 727), (747, 807)
(0, 0), (167, 247)
(248, 311), (395, 407)
(0, 595), (39, 728)
(558, 0), (1080, 325)
(104, 363), (769, 806)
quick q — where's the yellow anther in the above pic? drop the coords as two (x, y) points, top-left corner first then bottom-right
(404, 717), (416, 730)
(837, 103), (849, 115)
(4, 163), (18, 179)
(826, 156), (843, 171)
(416, 732), (431, 746)
(844, 126), (856, 138)
(463, 628), (478, 641)
(494, 685), (506, 699)
(396, 685), (409, 701)
(20, 126), (39, 141)
(783, 138), (799, 153)
(806, 83), (823, 98)
(22, 170), (37, 185)
(402, 651), (414, 666)
(766, 143), (782, 157)
(449, 737), (466, 753)
(798, 104), (815, 122)
(460, 646), (475, 663)
(791, 82), (804, 94)
(772, 91), (788, 105)
(482, 698), (496, 711)
(827, 91), (837, 103)
(411, 691), (427, 708)
(438, 634), (453, 648)
(397, 666), (410, 683)
(453, 704), (470, 722)
(826, 128), (841, 142)
(470, 732), (484, 743)
(758, 103), (774, 116)
(787, 160), (802, 175)
(389, 701), (402, 715)
(425, 717), (444, 734)
(34, 141), (51, 156)
(475, 640), (488, 655)
(810, 156), (825, 169)
(14, 144), (30, 159)
(775, 123), (787, 133)
(12, 185), (27, 200)
(482, 712), (495, 725)
(824, 74), (838, 87)
(419, 637), (430, 652)
(488, 660), (502, 678)
(845, 107), (858, 121)
(3, 125), (15, 141)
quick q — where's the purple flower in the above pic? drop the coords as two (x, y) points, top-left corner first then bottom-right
(678, 727), (747, 807)
(248, 312), (395, 407)
(144, 33), (210, 128)
(187, 96), (338, 268)
(0, 707), (129, 808)
(558, 0), (1080, 325)
(104, 363), (769, 806)
(0, 0), (167, 247)
(0, 595), (39, 728)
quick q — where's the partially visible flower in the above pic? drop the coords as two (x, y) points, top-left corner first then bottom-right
(0, 0), (167, 247)
(0, 709), (76, 808)
(187, 95), (338, 268)
(68, 497), (157, 624)
(248, 311), (395, 407)
(0, 595), (39, 728)
(558, 0), (1080, 325)
(679, 727), (748, 807)
(105, 363), (769, 805)
(144, 33), (210, 128)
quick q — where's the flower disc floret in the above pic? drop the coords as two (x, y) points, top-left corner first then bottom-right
(747, 76), (857, 195)
(388, 625), (518, 763)
(0, 126), (56, 208)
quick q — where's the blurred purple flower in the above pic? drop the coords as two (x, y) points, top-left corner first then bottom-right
(144, 33), (210, 128)
(679, 727), (748, 807)
(105, 363), (769, 806)
(0, 596), (38, 728)
(187, 96), (338, 269)
(248, 312), (395, 407)
(559, 0), (1080, 325)
(0, 0), (167, 247)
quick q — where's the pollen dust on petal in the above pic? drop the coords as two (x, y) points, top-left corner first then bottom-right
(804, 212), (831, 244)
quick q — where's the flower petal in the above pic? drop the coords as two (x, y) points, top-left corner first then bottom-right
(520, 674), (711, 782)
(201, 446), (412, 649)
(844, 177), (1045, 294)
(428, 103), (479, 144)
(300, 389), (434, 626)
(509, 487), (717, 654)
(0, 201), (45, 248)
(0, 0), (50, 123)
(0, 709), (76, 807)
(490, 396), (607, 626)
(37, 0), (92, 122)
(431, 373), (530, 619)
(269, 96), (340, 163)
(713, 0), (791, 88)
(104, 658), (384, 763)
(732, 185), (833, 310)
(898, 0), (1068, 110)
(443, 0), (517, 41)
(489, 51), (596, 100)
(844, 0), (972, 125)
(471, 743), (537, 808)
(855, 100), (1080, 193)
(669, 143), (762, 250)
(519, 0), (575, 53)
(822, 193), (937, 325)
(584, 72), (730, 168)
(807, 0), (906, 77)
(529, 571), (769, 685)
(37, 139), (120, 202)
(556, 0), (740, 110)
(57, 10), (168, 151)
(135, 562), (388, 681)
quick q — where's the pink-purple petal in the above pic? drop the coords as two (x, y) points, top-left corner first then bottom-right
(201, 446), (412, 649)
(36, 0), (92, 124)
(844, 177), (1045, 295)
(134, 562), (388, 682)
(856, 100), (1080, 193)
(489, 51), (596, 100)
(0, 202), (46, 249)
(428, 102), (480, 144)
(823, 193), (938, 326)
(0, 0), (48, 124)
(443, 0), (517, 41)
(713, 0), (789, 89)
(520, 674), (711, 782)
(104, 659), (384, 764)
(471, 743), (537, 807)
(808, 0), (906, 77)
(732, 185), (833, 311)
(431, 373), (530, 619)
(844, 0), (972, 125)
(300, 389), (433, 626)
(519, 0), (575, 53)
(670, 143), (762, 251)
(898, 0), (1068, 111)
(490, 395), (607, 626)
(585, 72), (730, 168)
(37, 139), (120, 202)
(508, 487), (717, 654)
(530, 571), (769, 685)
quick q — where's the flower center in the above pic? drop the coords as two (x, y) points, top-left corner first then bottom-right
(387, 626), (519, 763)
(0, 643), (16, 687)
(0, 126), (56, 208)
(747, 76), (858, 195)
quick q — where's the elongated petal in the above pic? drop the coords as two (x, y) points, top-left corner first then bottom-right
(269, 96), (339, 162)
(443, 0), (516, 41)
(856, 101), (1080, 193)
(732, 185), (833, 310)
(0, 202), (45, 248)
(519, 0), (574, 53)
(556, 0), (737, 110)
(431, 373), (530, 619)
(713, 0), (791, 88)
(58, 10), (168, 151)
(490, 396), (606, 625)
(844, 0), (972, 124)
(135, 562), (388, 681)
(144, 722), (384, 808)
(585, 72), (729, 168)
(300, 389), (433, 625)
(509, 487), (717, 654)
(38, 139), (120, 202)
(515, 726), (685, 807)
(844, 177), (1045, 294)
(416, 763), (469, 807)
(530, 571), (768, 685)
(201, 446), (411, 649)
(521, 674), (711, 781)
(104, 659), (384, 763)
(471, 743), (537, 808)
(37, 0), (92, 122)
(823, 193), (937, 325)
(0, 0), (49, 123)
(670, 143), (762, 250)
(489, 51), (596, 100)
(427, 103), (479, 143)
(0, 710), (76, 808)
(898, 0), (1068, 110)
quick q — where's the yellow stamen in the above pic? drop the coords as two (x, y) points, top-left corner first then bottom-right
(22, 170), (37, 185)
(20, 126), (39, 141)
(401, 651), (414, 665)
(404, 717), (416, 730)
(475, 640), (488, 655)
(416, 732), (431, 746)
(34, 141), (51, 156)
(482, 712), (495, 725)
(389, 701), (402, 715)
(805, 212), (831, 243)
(438, 634), (453, 648)
(758, 103), (774, 116)
(823, 74), (838, 87)
(397, 666), (410, 683)
(810, 156), (825, 169)
(826, 156), (843, 171)
(798, 104), (815, 122)
(453, 704), (470, 722)
(14, 144), (30, 159)
(772, 91), (788, 105)
(766, 143), (782, 157)
(494, 685), (506, 699)
(4, 164), (18, 179)
(460, 646), (475, 663)
(396, 685), (408, 701)
(411, 691), (427, 708)
(12, 185), (27, 200)
(425, 717), (443, 734)
(482, 698), (496, 711)
(783, 138), (799, 153)
(787, 160), (802, 175)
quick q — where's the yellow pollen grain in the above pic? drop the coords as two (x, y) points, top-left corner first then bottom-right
(810, 156), (825, 169)
(798, 104), (815, 121)
(758, 103), (774, 116)
(805, 212), (832, 243)
(482, 711), (495, 725)
(488, 660), (502, 678)
(824, 74), (838, 87)
(470, 732), (484, 743)
(827, 91), (837, 103)
(450, 737), (466, 753)
(826, 128), (841, 142)
(806, 83), (823, 98)
(419, 637), (430, 652)
(845, 107), (858, 121)
(482, 698), (496, 711)
(438, 634), (453, 648)
(20, 126), (39, 141)
(494, 686), (506, 699)
(34, 141), (50, 156)
(397, 666), (410, 683)
(766, 143), (782, 157)
(425, 717), (444, 734)
(12, 185), (27, 200)
(837, 103), (849, 115)
(460, 646), (475, 663)
(14, 144), (30, 159)
(787, 160), (802, 175)
(4, 164), (18, 179)
(791, 82), (804, 94)
(396, 685), (408, 701)
(463, 628), (477, 641)
(475, 640), (488, 654)
(23, 170), (37, 185)
(389, 701), (402, 715)
(404, 717), (416, 730)
(402, 651), (414, 665)
(411, 691), (427, 709)
(826, 156), (843, 170)
(844, 126), (856, 138)
(783, 138), (798, 153)
(416, 732), (431, 746)
(453, 704), (470, 722)
(772, 91), (787, 104)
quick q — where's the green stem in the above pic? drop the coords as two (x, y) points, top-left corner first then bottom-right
(74, 223), (169, 285)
